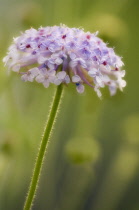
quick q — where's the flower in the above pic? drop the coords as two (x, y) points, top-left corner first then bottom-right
(3, 24), (126, 97)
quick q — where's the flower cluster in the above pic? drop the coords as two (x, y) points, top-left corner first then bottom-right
(3, 24), (126, 97)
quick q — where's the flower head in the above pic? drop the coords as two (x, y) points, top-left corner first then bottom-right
(3, 24), (126, 97)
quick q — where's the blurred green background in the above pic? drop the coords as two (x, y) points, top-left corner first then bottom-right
(0, 0), (139, 210)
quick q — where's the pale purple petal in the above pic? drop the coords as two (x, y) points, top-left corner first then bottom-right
(28, 75), (34, 82)
(48, 70), (56, 76)
(53, 78), (62, 85)
(38, 56), (47, 64)
(55, 58), (63, 65)
(65, 75), (70, 83)
(21, 74), (28, 82)
(69, 60), (77, 68)
(35, 75), (44, 83)
(88, 68), (98, 77)
(29, 67), (39, 76)
(43, 80), (50, 88)
(69, 52), (76, 60)
(76, 84), (84, 93)
(72, 75), (81, 83)
(57, 71), (66, 80)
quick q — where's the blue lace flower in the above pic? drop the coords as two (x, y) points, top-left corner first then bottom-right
(3, 24), (126, 97)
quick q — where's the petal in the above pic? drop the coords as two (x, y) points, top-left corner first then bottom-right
(21, 74), (28, 82)
(48, 70), (56, 76)
(102, 75), (110, 83)
(72, 75), (81, 83)
(69, 52), (76, 60)
(116, 57), (124, 67)
(80, 59), (87, 68)
(96, 76), (104, 87)
(28, 75), (34, 82)
(29, 67), (39, 77)
(69, 60), (77, 68)
(47, 63), (55, 70)
(94, 87), (102, 98)
(76, 84), (84, 93)
(38, 56), (47, 64)
(109, 85), (117, 96)
(35, 75), (44, 83)
(12, 64), (20, 72)
(96, 89), (102, 98)
(51, 53), (58, 59)
(40, 68), (47, 75)
(88, 68), (97, 77)
(48, 45), (56, 52)
(119, 79), (126, 90)
(3, 56), (9, 64)
(65, 75), (70, 83)
(55, 58), (63, 65)
(121, 79), (126, 87)
(57, 71), (66, 80)
(43, 79), (50, 88)
(121, 70), (126, 77)
(53, 78), (62, 85)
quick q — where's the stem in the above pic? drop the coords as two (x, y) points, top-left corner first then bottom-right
(23, 84), (64, 210)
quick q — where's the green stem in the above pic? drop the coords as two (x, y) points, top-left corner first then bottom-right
(23, 84), (64, 210)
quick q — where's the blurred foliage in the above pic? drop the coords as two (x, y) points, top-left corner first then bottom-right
(65, 137), (100, 164)
(0, 0), (139, 210)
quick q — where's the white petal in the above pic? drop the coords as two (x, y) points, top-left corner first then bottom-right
(96, 76), (104, 87)
(94, 87), (102, 98)
(3, 56), (9, 65)
(96, 76), (102, 84)
(102, 75), (110, 83)
(117, 57), (124, 67)
(109, 85), (117, 96)
(97, 89), (102, 98)
(121, 79), (126, 87)
(120, 70), (126, 77)
(12, 64), (20, 72)
(72, 75), (81, 83)
(76, 84), (84, 93)
(119, 79), (126, 90)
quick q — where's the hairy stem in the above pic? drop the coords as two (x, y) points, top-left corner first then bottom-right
(23, 84), (64, 210)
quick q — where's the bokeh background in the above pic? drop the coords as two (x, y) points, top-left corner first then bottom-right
(0, 0), (139, 209)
